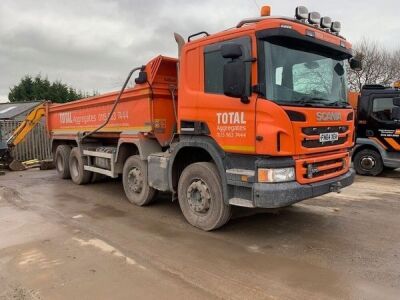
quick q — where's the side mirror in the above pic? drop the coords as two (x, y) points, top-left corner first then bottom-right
(393, 97), (400, 107)
(349, 58), (362, 71)
(221, 43), (242, 59)
(135, 71), (147, 84)
(223, 60), (247, 100)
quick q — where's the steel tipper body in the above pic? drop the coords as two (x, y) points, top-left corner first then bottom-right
(47, 6), (359, 230)
(350, 84), (400, 176)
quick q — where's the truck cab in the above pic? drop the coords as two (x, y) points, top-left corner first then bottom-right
(175, 6), (358, 212)
(352, 84), (400, 175)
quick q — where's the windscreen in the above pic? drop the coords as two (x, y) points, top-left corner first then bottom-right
(262, 39), (349, 107)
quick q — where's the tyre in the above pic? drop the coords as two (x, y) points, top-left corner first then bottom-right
(122, 155), (156, 206)
(55, 145), (72, 179)
(69, 147), (92, 185)
(353, 149), (383, 176)
(178, 162), (231, 231)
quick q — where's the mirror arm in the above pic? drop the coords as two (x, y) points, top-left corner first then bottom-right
(241, 96), (250, 104)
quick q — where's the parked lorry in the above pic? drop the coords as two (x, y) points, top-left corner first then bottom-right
(9, 6), (361, 230)
(349, 82), (400, 175)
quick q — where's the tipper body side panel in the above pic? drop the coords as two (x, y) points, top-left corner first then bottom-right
(46, 56), (178, 147)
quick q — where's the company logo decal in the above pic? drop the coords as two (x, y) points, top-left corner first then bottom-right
(316, 112), (342, 122)
(216, 112), (246, 138)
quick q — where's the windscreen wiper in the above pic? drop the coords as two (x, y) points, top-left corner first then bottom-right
(293, 97), (350, 107)
(291, 97), (331, 106)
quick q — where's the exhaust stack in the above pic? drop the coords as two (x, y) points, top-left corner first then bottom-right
(174, 32), (185, 59)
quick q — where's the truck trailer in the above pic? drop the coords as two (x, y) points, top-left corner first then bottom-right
(13, 6), (360, 230)
(349, 83), (400, 176)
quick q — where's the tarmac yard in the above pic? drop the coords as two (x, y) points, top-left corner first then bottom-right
(0, 169), (399, 300)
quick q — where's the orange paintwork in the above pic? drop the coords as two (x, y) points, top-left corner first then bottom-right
(47, 56), (177, 147)
(348, 91), (360, 110)
(295, 151), (350, 184)
(385, 138), (400, 151)
(369, 137), (388, 150)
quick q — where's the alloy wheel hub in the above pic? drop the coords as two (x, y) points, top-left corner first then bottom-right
(360, 156), (376, 170)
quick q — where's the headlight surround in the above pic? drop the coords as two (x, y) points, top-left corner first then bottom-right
(258, 167), (295, 183)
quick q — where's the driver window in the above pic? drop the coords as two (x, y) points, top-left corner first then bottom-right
(372, 97), (396, 121)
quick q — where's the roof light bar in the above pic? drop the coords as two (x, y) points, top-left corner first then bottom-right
(308, 12), (321, 25)
(320, 16), (332, 29)
(331, 21), (341, 33)
(295, 6), (308, 20)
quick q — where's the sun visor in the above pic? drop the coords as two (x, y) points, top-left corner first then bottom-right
(256, 28), (352, 60)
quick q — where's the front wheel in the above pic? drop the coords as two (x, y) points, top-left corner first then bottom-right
(122, 155), (156, 206)
(353, 149), (383, 176)
(178, 162), (231, 231)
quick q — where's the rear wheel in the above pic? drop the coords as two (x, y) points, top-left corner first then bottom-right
(122, 155), (156, 206)
(178, 162), (231, 231)
(69, 147), (92, 184)
(353, 149), (383, 176)
(55, 145), (71, 179)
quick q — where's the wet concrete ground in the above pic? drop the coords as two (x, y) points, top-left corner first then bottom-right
(0, 169), (399, 300)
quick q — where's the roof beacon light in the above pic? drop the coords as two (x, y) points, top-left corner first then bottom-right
(308, 12), (321, 25)
(331, 21), (341, 33)
(260, 5), (271, 17)
(320, 16), (332, 29)
(295, 6), (308, 20)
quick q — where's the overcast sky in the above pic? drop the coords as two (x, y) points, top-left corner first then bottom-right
(0, 0), (399, 102)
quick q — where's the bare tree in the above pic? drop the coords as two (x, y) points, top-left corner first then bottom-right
(347, 38), (400, 92)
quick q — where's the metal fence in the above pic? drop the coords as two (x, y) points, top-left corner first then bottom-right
(0, 120), (52, 161)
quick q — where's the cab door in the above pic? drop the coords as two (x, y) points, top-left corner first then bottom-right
(368, 94), (400, 151)
(196, 36), (257, 154)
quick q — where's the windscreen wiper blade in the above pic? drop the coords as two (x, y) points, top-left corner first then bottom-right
(294, 97), (351, 107)
(291, 97), (331, 106)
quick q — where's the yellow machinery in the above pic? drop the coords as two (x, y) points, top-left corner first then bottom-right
(0, 103), (47, 170)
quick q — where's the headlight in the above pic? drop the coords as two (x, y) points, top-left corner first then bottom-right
(258, 167), (295, 183)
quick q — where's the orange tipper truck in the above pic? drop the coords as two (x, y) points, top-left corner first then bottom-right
(46, 6), (361, 230)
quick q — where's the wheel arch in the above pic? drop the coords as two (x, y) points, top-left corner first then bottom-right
(353, 138), (385, 161)
(115, 138), (162, 174)
(116, 139), (161, 161)
(168, 137), (228, 203)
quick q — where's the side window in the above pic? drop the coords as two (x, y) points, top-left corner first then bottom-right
(204, 51), (230, 93)
(204, 37), (251, 95)
(372, 97), (395, 121)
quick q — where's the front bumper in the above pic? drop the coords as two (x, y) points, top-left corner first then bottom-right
(251, 169), (355, 208)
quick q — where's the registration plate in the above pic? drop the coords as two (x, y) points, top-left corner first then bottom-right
(319, 132), (339, 143)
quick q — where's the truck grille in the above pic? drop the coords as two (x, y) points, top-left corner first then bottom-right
(301, 126), (349, 148)
(296, 152), (349, 184)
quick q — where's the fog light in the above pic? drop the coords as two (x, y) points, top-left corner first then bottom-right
(258, 167), (295, 183)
